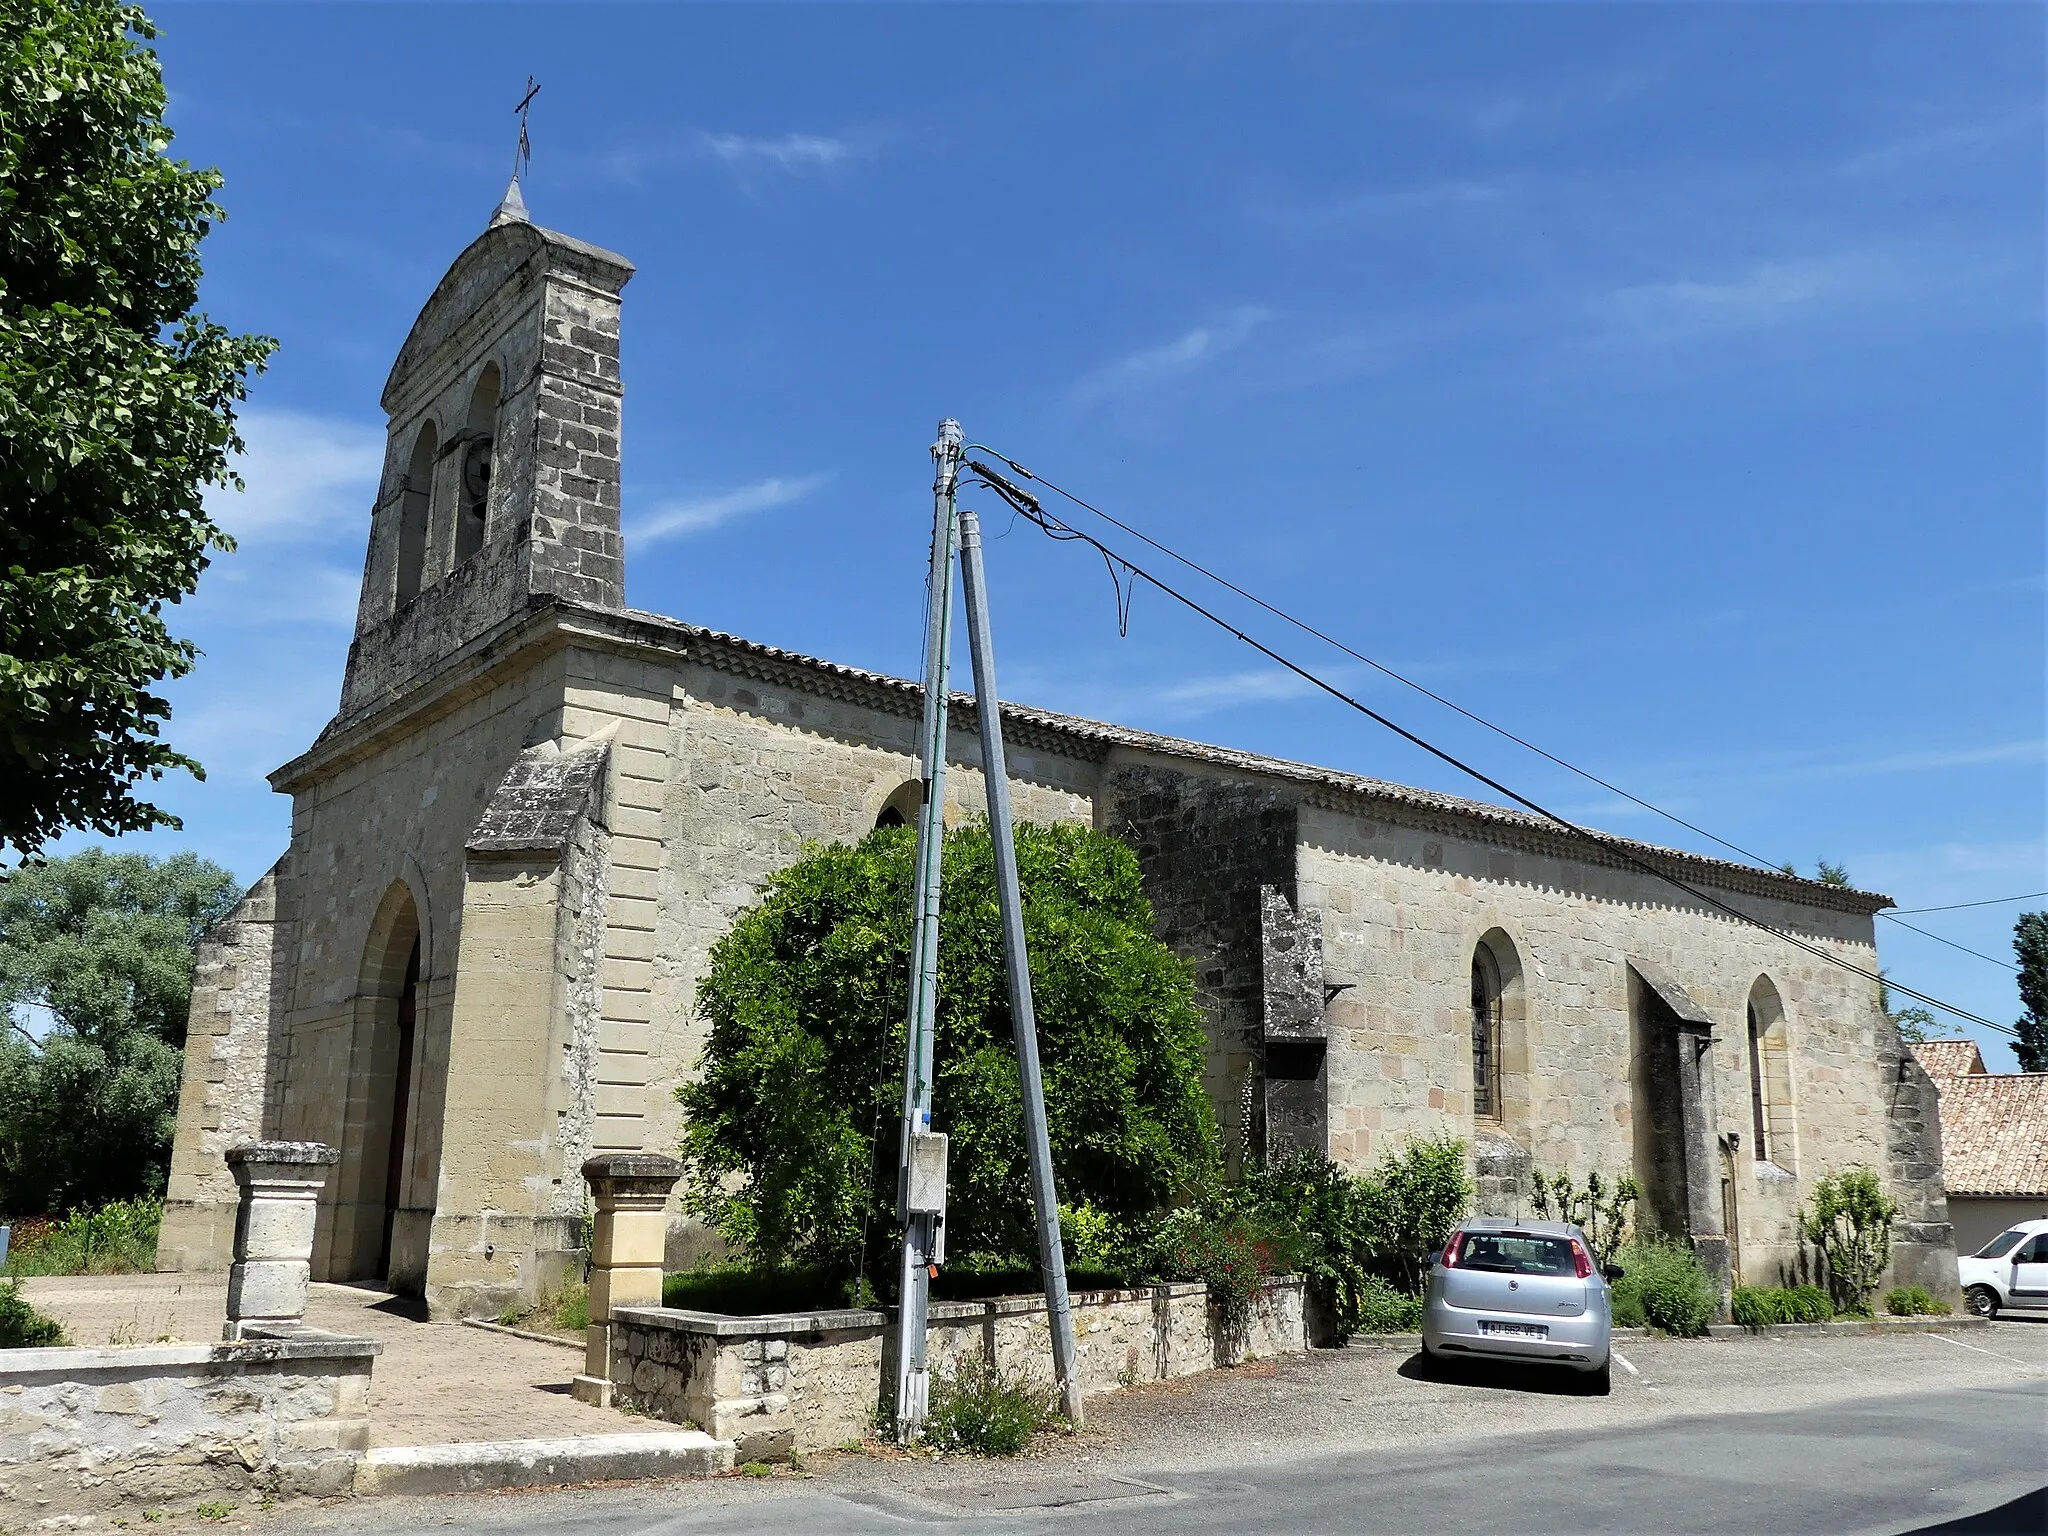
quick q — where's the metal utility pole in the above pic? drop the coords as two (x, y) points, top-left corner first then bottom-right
(892, 420), (962, 1440)
(957, 506), (1085, 1429)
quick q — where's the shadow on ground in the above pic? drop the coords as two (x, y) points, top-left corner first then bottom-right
(1899, 1485), (2046, 1535)
(1395, 1350), (1607, 1396)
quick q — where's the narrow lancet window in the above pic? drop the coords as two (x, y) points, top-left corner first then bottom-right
(1471, 943), (1504, 1121)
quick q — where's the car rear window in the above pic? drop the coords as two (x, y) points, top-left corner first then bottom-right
(1458, 1232), (1579, 1276)
(1976, 1229), (2029, 1259)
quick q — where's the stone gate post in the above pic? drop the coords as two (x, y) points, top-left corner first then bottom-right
(224, 1141), (340, 1340)
(572, 1152), (682, 1407)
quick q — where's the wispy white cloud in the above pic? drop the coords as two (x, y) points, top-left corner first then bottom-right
(1597, 253), (1895, 342)
(588, 128), (877, 188)
(1070, 307), (1270, 405)
(1158, 667), (1320, 712)
(206, 410), (384, 541)
(627, 472), (833, 546)
(702, 132), (857, 172)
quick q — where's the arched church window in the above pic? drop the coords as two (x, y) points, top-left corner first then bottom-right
(1471, 942), (1504, 1121)
(875, 779), (923, 831)
(454, 364), (499, 567)
(1746, 977), (1795, 1170)
(396, 422), (435, 604)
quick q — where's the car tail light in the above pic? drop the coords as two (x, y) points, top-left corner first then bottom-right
(1570, 1240), (1593, 1279)
(1441, 1232), (1466, 1269)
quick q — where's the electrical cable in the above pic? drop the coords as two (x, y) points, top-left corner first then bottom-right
(960, 458), (2020, 1041)
(1889, 892), (2048, 915)
(1875, 912), (2017, 971)
(969, 444), (1796, 877)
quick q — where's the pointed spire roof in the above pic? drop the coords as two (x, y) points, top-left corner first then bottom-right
(489, 176), (530, 229)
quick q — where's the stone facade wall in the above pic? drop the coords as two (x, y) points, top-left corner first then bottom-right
(1100, 762), (1300, 1160)
(159, 863), (294, 1272)
(265, 644), (574, 1291)
(0, 1332), (375, 1519)
(1296, 795), (1952, 1292)
(608, 1278), (1304, 1457)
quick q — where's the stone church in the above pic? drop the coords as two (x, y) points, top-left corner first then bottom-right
(158, 189), (1958, 1318)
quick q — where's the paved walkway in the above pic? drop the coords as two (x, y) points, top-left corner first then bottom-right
(18, 1275), (676, 1449)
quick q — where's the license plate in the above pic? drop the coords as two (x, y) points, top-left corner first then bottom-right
(1480, 1321), (1548, 1340)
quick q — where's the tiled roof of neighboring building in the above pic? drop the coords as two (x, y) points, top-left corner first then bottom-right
(1911, 1039), (1987, 1085)
(1917, 1049), (2048, 1198)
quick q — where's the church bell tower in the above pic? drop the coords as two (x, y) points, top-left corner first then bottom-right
(341, 182), (635, 716)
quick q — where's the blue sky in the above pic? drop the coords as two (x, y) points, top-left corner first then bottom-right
(80, 3), (2044, 1068)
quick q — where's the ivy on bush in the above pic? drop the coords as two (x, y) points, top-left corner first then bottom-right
(677, 822), (1217, 1293)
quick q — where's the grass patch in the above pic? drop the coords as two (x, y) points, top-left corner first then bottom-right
(1884, 1285), (1952, 1317)
(497, 1282), (588, 1336)
(0, 1279), (66, 1348)
(1731, 1284), (1834, 1327)
(1, 1198), (161, 1278)
(1609, 1239), (1716, 1336)
(921, 1354), (1057, 1456)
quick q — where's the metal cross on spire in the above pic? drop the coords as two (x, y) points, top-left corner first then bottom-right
(512, 76), (541, 182)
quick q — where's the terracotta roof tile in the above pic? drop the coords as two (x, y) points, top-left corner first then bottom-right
(1911, 1040), (1987, 1085)
(1932, 1071), (2048, 1198)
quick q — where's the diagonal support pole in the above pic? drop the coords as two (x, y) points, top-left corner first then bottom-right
(893, 419), (962, 1441)
(956, 506), (1085, 1428)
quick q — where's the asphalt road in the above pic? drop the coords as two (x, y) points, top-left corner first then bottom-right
(266, 1325), (2048, 1536)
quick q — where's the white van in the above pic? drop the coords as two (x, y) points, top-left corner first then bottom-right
(1957, 1218), (2048, 1318)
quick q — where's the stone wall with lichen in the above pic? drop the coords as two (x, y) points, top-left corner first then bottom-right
(0, 1335), (374, 1518)
(608, 1277), (1304, 1457)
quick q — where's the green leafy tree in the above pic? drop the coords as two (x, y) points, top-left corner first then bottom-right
(1877, 972), (1940, 1045)
(0, 848), (240, 1213)
(1816, 860), (1852, 887)
(2014, 911), (2048, 1073)
(1, 0), (275, 859)
(678, 822), (1217, 1293)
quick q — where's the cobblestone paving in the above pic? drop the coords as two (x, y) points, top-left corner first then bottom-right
(17, 1276), (675, 1448)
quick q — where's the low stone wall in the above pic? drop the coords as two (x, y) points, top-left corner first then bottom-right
(0, 1327), (378, 1520)
(609, 1276), (1305, 1457)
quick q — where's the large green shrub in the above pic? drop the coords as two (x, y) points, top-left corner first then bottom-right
(0, 1279), (64, 1348)
(1610, 1239), (1717, 1336)
(1800, 1168), (1897, 1317)
(1208, 1137), (1470, 1339)
(677, 822), (1217, 1294)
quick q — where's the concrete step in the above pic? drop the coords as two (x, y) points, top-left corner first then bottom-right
(356, 1430), (733, 1496)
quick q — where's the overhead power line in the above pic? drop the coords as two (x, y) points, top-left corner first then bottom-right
(1889, 892), (2048, 915)
(962, 454), (2019, 1043)
(969, 446), (1794, 875)
(1876, 912), (2018, 972)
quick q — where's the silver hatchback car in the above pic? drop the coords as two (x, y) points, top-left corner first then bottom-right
(1420, 1217), (1619, 1393)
